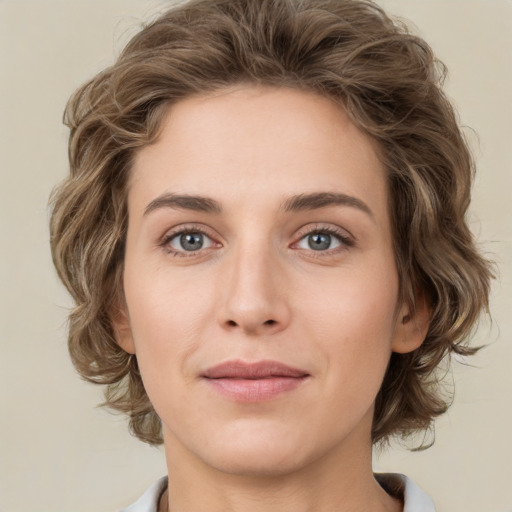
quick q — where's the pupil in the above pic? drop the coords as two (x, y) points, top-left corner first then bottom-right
(180, 233), (203, 251)
(308, 233), (331, 251)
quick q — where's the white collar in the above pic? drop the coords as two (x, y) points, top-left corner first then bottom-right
(375, 473), (437, 512)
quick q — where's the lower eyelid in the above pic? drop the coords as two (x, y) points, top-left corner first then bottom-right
(159, 225), (353, 256)
(159, 225), (220, 254)
(295, 235), (346, 251)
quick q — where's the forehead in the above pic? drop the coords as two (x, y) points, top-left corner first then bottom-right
(129, 85), (388, 220)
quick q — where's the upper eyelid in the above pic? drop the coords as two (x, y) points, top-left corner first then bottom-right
(159, 225), (220, 257)
(160, 223), (218, 242)
(293, 223), (355, 241)
(158, 222), (355, 249)
(290, 225), (357, 255)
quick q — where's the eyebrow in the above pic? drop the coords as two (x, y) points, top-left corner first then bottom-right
(143, 191), (373, 219)
(282, 192), (374, 219)
(144, 193), (222, 216)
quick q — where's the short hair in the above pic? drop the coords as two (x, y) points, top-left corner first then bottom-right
(50, 0), (494, 446)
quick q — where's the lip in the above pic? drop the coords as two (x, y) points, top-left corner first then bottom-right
(201, 360), (310, 402)
(202, 360), (309, 379)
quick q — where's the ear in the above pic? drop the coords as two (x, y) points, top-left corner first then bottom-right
(111, 303), (136, 355)
(391, 292), (431, 354)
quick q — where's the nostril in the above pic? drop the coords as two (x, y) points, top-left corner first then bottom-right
(224, 318), (277, 329)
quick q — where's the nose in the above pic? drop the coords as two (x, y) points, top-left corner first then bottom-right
(217, 240), (291, 336)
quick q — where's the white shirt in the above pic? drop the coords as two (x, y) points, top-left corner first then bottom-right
(120, 473), (436, 511)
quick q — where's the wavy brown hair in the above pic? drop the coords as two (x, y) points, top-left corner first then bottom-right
(50, 0), (494, 446)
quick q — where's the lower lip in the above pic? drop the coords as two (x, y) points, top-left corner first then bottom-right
(204, 376), (308, 402)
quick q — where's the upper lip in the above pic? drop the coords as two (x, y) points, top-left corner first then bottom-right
(202, 360), (309, 379)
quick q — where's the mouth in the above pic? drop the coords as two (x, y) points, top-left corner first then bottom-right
(201, 360), (310, 402)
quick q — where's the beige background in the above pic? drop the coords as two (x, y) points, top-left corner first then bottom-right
(1, 1), (511, 511)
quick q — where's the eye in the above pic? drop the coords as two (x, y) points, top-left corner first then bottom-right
(293, 226), (354, 253)
(164, 229), (216, 254)
(296, 232), (341, 251)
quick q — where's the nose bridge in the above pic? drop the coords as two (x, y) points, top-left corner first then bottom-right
(219, 232), (289, 334)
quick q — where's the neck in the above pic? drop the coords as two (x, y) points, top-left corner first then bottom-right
(162, 421), (401, 512)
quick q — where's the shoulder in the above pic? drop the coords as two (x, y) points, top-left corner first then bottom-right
(375, 473), (437, 512)
(119, 476), (168, 512)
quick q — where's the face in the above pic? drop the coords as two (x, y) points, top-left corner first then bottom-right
(116, 86), (426, 477)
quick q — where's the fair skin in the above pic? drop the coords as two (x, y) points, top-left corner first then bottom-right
(114, 85), (430, 512)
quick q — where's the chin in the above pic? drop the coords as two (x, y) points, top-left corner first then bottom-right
(192, 424), (320, 477)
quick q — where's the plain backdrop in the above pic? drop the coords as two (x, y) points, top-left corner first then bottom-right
(1, 1), (511, 511)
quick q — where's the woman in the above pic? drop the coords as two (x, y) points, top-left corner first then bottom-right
(49, 0), (493, 510)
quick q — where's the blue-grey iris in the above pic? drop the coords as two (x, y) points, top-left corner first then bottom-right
(180, 233), (204, 251)
(308, 233), (331, 250)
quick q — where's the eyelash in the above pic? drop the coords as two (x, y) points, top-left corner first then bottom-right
(159, 224), (355, 258)
(292, 225), (355, 255)
(159, 224), (219, 258)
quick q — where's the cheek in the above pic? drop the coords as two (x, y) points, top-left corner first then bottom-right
(299, 259), (398, 334)
(122, 262), (217, 376)
(296, 261), (399, 381)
